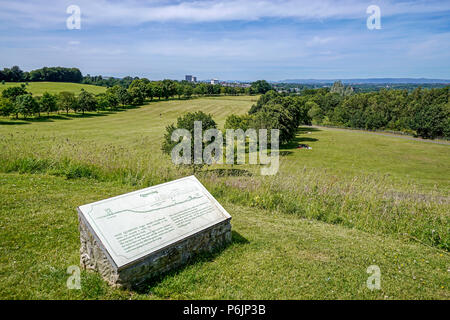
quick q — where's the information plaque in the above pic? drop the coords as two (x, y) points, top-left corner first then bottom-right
(77, 176), (232, 288)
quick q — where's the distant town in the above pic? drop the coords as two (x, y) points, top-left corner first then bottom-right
(185, 74), (251, 88)
(183, 74), (449, 93)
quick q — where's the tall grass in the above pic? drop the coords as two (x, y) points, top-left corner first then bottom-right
(0, 150), (448, 251)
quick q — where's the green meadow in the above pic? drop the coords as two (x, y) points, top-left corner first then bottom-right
(0, 93), (449, 299)
(0, 82), (106, 96)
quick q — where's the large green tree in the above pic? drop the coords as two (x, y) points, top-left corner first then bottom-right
(109, 85), (130, 106)
(2, 84), (28, 101)
(162, 111), (217, 169)
(58, 91), (77, 114)
(40, 92), (57, 116)
(0, 97), (14, 117)
(15, 94), (38, 119)
(77, 89), (97, 114)
(161, 79), (176, 100)
(251, 80), (272, 94)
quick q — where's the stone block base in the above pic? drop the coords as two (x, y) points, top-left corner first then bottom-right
(78, 213), (232, 289)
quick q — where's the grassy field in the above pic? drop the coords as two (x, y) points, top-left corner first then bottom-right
(0, 173), (448, 299)
(0, 82), (106, 96)
(0, 94), (449, 299)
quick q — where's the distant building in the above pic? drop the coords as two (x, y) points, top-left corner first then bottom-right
(185, 75), (197, 83)
(211, 79), (219, 85)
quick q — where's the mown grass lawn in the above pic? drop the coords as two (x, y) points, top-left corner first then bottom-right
(0, 82), (106, 96)
(0, 94), (449, 299)
(280, 127), (450, 191)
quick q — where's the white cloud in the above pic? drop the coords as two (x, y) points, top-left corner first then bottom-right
(0, 0), (449, 28)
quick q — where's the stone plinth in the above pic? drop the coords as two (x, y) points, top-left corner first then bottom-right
(77, 176), (232, 289)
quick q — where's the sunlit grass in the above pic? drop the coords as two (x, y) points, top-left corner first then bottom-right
(0, 82), (106, 96)
(0, 94), (449, 299)
(0, 173), (448, 299)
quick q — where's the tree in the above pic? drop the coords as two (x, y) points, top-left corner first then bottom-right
(0, 97), (14, 117)
(250, 103), (295, 144)
(15, 94), (38, 119)
(183, 85), (193, 99)
(77, 89), (97, 114)
(146, 83), (154, 101)
(152, 82), (162, 100)
(96, 93), (109, 111)
(26, 66), (82, 83)
(249, 90), (279, 114)
(306, 101), (323, 124)
(58, 92), (77, 114)
(0, 66), (24, 82)
(161, 79), (176, 99)
(128, 79), (149, 105)
(109, 85), (130, 106)
(128, 86), (145, 105)
(2, 84), (28, 101)
(40, 92), (57, 116)
(97, 92), (119, 111)
(176, 83), (184, 99)
(245, 87), (255, 95)
(251, 80), (272, 94)
(194, 83), (208, 96)
(410, 102), (446, 139)
(224, 114), (252, 131)
(162, 111), (217, 170)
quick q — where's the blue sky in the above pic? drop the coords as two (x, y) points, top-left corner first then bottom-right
(0, 0), (449, 80)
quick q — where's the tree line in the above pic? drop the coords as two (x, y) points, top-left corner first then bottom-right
(0, 78), (273, 119)
(0, 66), (273, 96)
(0, 79), (188, 119)
(302, 82), (449, 139)
(0, 84), (100, 118)
(223, 83), (449, 143)
(0, 66), (83, 83)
